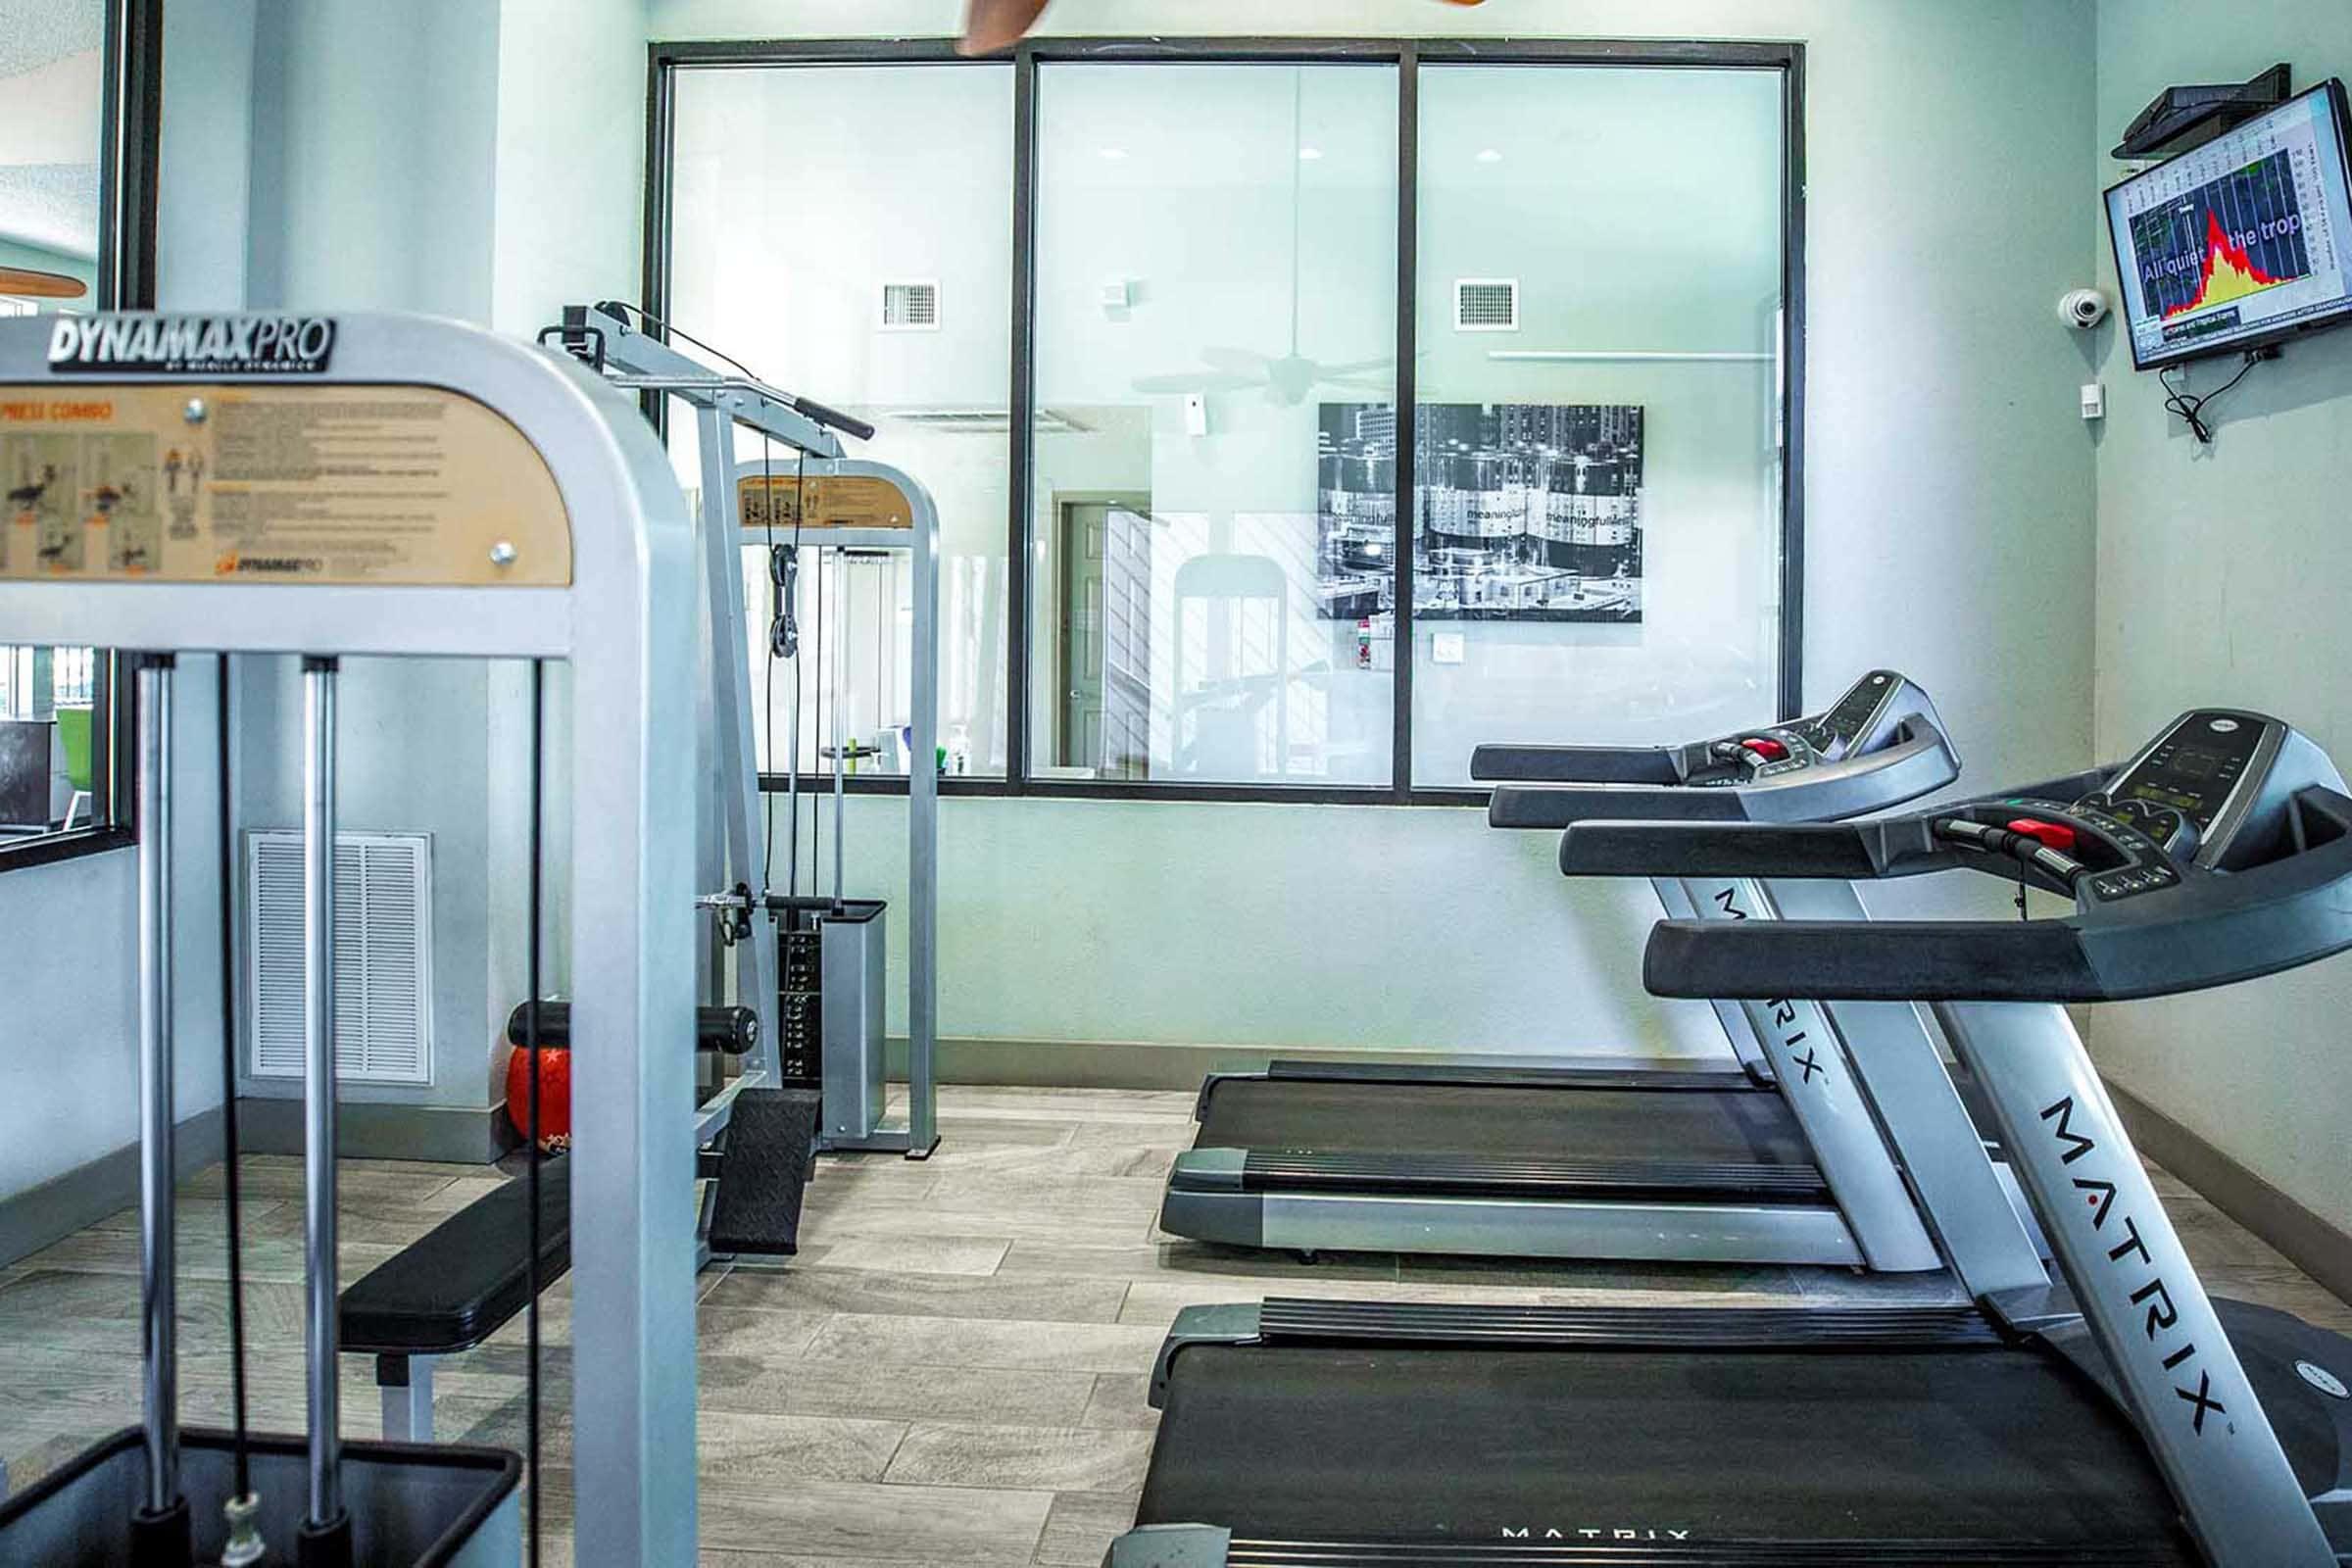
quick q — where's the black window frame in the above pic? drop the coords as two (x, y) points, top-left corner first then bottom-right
(644, 33), (1805, 808)
(0, 0), (161, 873)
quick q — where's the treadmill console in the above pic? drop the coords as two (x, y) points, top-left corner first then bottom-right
(1579, 706), (2352, 1004)
(1801, 668), (1906, 754)
(1701, 669), (1907, 782)
(1480, 667), (1957, 829)
(2098, 710), (2268, 841)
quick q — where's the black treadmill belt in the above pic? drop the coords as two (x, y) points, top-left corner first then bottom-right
(1197, 1078), (1815, 1168)
(1140, 1343), (2193, 1560)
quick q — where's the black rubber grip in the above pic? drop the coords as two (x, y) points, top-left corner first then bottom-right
(793, 396), (876, 441)
(1469, 743), (1681, 784)
(1559, 820), (1880, 879)
(1489, 784), (1749, 830)
(1644, 919), (2102, 1002)
(506, 1000), (758, 1054)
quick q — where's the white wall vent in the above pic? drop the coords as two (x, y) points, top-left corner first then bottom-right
(880, 280), (941, 331)
(1453, 278), (1520, 332)
(248, 831), (433, 1084)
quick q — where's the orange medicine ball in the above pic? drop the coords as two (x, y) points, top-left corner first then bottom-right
(505, 1042), (572, 1152)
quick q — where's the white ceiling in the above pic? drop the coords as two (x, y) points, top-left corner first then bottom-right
(0, 0), (103, 259)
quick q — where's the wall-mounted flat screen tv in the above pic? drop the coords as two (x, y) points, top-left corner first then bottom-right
(2106, 79), (2352, 369)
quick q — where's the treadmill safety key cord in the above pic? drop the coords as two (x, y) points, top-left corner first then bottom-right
(1934, 814), (2086, 917)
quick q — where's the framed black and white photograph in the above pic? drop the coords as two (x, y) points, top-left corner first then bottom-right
(1317, 401), (1646, 621)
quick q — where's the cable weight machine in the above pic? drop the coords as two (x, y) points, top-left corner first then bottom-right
(0, 310), (702, 1564)
(543, 304), (938, 1256)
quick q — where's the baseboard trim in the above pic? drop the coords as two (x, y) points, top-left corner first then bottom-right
(2108, 1080), (2352, 1308)
(886, 1036), (1697, 1093)
(235, 1098), (508, 1164)
(0, 1106), (225, 1268)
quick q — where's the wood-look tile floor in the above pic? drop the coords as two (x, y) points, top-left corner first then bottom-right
(2, 1083), (2346, 1564)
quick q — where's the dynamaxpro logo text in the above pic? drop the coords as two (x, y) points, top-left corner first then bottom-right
(215, 554), (324, 577)
(2042, 1095), (2225, 1433)
(47, 315), (336, 376)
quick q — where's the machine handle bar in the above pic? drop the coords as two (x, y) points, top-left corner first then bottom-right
(1639, 785), (2352, 1004)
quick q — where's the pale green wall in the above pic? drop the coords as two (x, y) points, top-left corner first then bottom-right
(656, 0), (2101, 1054)
(217, 0), (644, 1113)
(8, 0), (2111, 1178)
(2088, 0), (2352, 1224)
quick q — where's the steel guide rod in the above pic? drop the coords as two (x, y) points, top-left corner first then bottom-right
(831, 548), (846, 908)
(134, 653), (179, 1519)
(302, 655), (346, 1539)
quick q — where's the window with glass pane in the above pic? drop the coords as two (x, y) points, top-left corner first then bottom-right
(1411, 65), (1787, 786)
(1030, 63), (1398, 787)
(1, 0), (122, 858)
(0, 647), (112, 842)
(667, 62), (1014, 778)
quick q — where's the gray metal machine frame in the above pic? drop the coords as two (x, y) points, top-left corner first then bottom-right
(0, 313), (704, 1561)
(730, 451), (940, 1154)
(572, 309), (939, 1159)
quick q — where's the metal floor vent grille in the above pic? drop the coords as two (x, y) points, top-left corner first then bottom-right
(248, 830), (433, 1084)
(1454, 278), (1520, 331)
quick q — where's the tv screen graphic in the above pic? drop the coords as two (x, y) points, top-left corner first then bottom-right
(2106, 80), (2352, 368)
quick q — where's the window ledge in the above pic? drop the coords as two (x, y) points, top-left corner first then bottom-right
(0, 825), (135, 874)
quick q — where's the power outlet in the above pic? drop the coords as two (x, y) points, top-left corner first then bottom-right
(2081, 382), (2106, 421)
(1433, 631), (1466, 665)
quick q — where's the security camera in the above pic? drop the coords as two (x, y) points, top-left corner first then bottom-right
(2058, 288), (2111, 329)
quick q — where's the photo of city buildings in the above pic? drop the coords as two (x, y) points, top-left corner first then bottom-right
(1316, 401), (1645, 622)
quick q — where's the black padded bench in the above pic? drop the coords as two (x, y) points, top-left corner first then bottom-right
(339, 1157), (570, 1441)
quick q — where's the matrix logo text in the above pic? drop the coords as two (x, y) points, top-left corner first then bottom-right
(2042, 1096), (2225, 1433)
(1503, 1527), (1691, 1543)
(46, 315), (336, 376)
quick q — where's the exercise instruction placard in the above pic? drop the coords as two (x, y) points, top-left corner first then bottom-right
(0, 384), (571, 585)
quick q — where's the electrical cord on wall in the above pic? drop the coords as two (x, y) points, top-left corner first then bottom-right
(2160, 350), (2271, 444)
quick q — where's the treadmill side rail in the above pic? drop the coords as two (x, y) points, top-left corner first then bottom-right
(1107, 1524), (1231, 1568)
(1257, 1190), (1865, 1266)
(1192, 1072), (1264, 1121)
(1152, 1304), (1263, 1408)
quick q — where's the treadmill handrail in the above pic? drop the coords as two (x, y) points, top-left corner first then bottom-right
(1502, 723), (1959, 832)
(1639, 784), (2352, 1003)
(1470, 741), (1684, 785)
(1559, 818), (1892, 879)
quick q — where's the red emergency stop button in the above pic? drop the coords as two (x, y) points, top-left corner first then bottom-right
(2006, 817), (2078, 852)
(1741, 737), (1788, 761)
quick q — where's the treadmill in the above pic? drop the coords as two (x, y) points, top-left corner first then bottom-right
(1118, 708), (2352, 1567)
(1165, 668), (2015, 1269)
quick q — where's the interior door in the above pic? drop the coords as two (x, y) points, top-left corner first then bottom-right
(1057, 500), (1152, 778)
